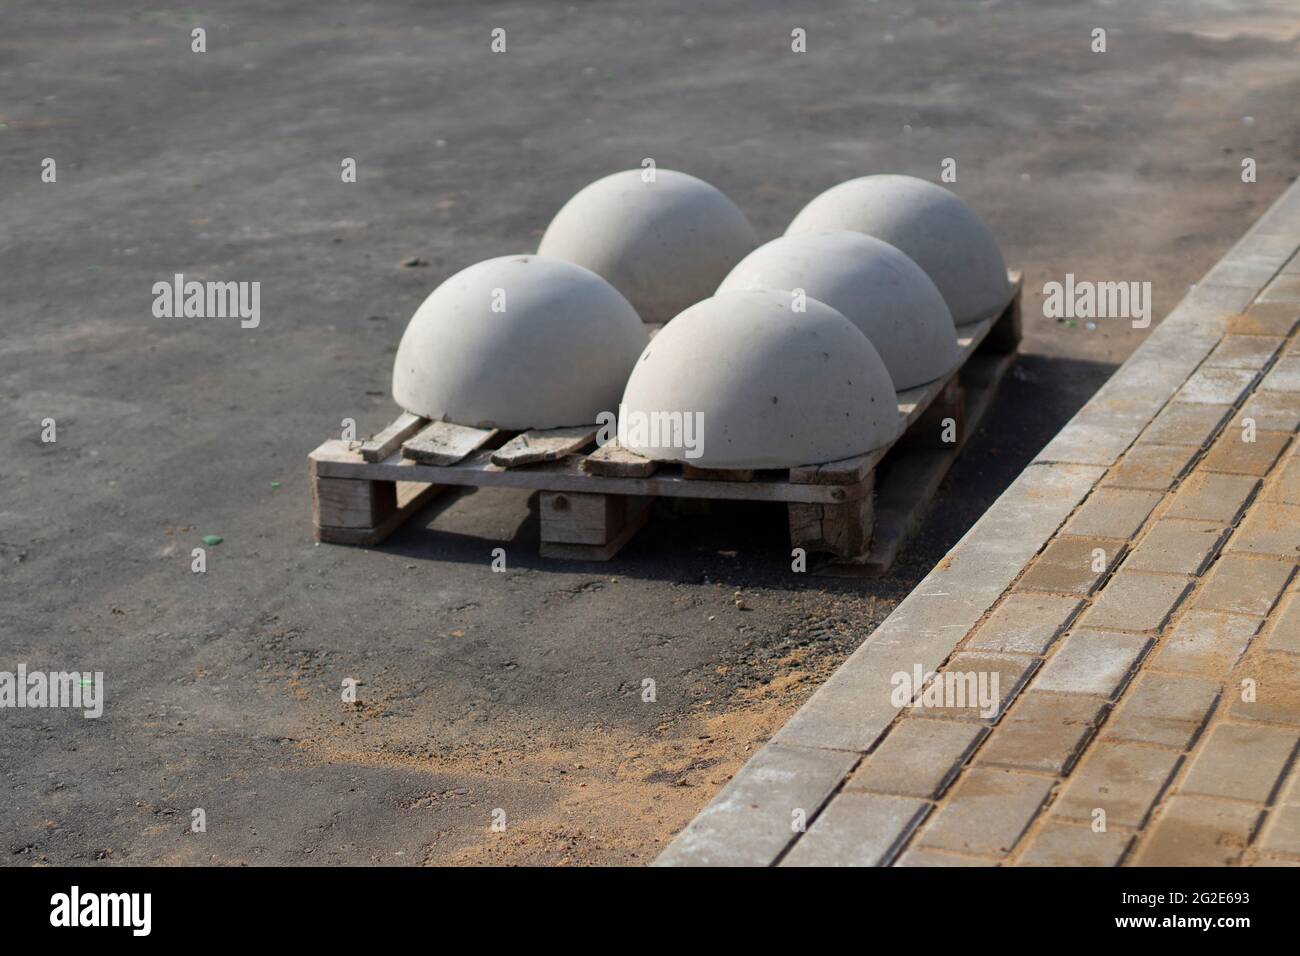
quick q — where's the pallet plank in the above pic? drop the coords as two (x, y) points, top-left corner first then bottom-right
(361, 412), (427, 463)
(583, 440), (660, 478)
(402, 421), (498, 465)
(681, 463), (755, 482)
(790, 451), (881, 485)
(490, 426), (597, 468)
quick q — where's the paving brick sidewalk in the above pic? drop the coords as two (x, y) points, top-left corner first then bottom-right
(658, 182), (1300, 867)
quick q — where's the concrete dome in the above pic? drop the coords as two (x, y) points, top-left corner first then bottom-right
(538, 169), (759, 324)
(717, 231), (960, 389)
(786, 175), (1011, 326)
(392, 255), (647, 429)
(619, 290), (898, 469)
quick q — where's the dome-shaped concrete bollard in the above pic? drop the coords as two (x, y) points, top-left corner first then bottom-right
(392, 255), (647, 430)
(717, 230), (960, 390)
(538, 169), (759, 324)
(786, 175), (1011, 326)
(618, 290), (899, 469)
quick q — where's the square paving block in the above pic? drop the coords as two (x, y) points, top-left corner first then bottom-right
(846, 718), (987, 799)
(1180, 722), (1299, 803)
(1016, 535), (1124, 596)
(917, 767), (1055, 858)
(976, 691), (1107, 773)
(1153, 609), (1261, 674)
(1124, 519), (1229, 576)
(1263, 455), (1300, 505)
(1266, 593), (1300, 654)
(966, 593), (1083, 655)
(1102, 673), (1219, 750)
(1282, 767), (1300, 805)
(1104, 443), (1199, 491)
(1201, 427), (1291, 476)
(1164, 472), (1259, 524)
(1260, 274), (1300, 303)
(1229, 302), (1299, 337)
(1078, 570), (1194, 632)
(1052, 742), (1182, 829)
(781, 792), (929, 867)
(1031, 630), (1151, 698)
(1259, 804), (1300, 857)
(1137, 402), (1231, 448)
(921, 652), (1038, 722)
(1130, 796), (1260, 866)
(1230, 653), (1300, 726)
(1228, 502), (1300, 557)
(1063, 488), (1162, 540)
(1016, 821), (1133, 867)
(1205, 334), (1284, 370)
(1260, 355), (1300, 392)
(1194, 554), (1295, 616)
(1263, 274), (1300, 300)
(893, 847), (996, 867)
(1238, 389), (1300, 433)
(1175, 367), (1259, 405)
(654, 742), (858, 867)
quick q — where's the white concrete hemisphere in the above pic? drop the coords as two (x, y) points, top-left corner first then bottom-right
(786, 175), (1011, 326)
(619, 290), (899, 469)
(717, 230), (960, 389)
(391, 255), (647, 430)
(538, 168), (759, 324)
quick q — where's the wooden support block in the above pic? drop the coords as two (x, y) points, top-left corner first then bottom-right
(538, 492), (652, 560)
(980, 271), (1023, 354)
(788, 473), (875, 559)
(539, 491), (623, 544)
(583, 440), (660, 477)
(402, 420), (498, 465)
(312, 476), (396, 529)
(361, 412), (427, 462)
(899, 377), (966, 450)
(681, 463), (755, 482)
(790, 451), (879, 485)
(313, 481), (446, 547)
(491, 426), (598, 468)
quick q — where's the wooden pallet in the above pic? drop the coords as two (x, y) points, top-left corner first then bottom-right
(309, 272), (1022, 572)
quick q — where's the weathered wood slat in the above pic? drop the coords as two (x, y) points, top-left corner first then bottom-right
(490, 426), (597, 468)
(402, 421), (498, 465)
(583, 439), (660, 478)
(361, 412), (427, 462)
(681, 463), (755, 482)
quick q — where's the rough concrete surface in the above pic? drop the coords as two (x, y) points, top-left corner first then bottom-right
(2, 1), (1299, 865)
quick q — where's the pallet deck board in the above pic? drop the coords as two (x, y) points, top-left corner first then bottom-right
(402, 420), (498, 465)
(490, 426), (598, 468)
(583, 439), (660, 477)
(360, 411), (426, 463)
